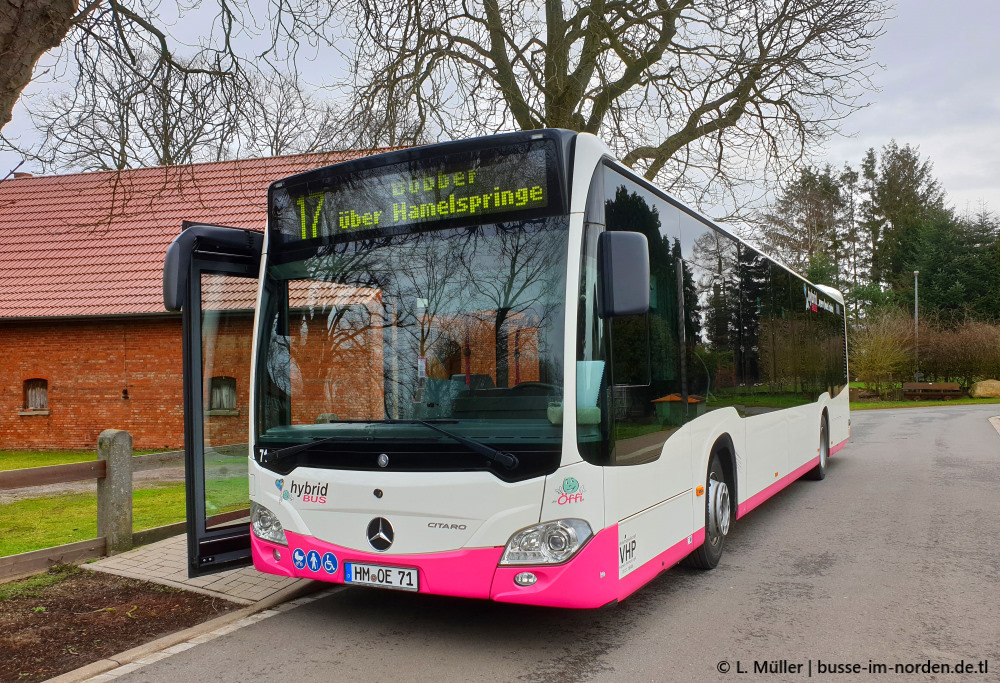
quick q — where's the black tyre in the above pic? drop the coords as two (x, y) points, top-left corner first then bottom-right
(807, 416), (829, 481)
(682, 452), (731, 570)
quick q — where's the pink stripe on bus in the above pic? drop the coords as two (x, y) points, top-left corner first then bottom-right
(736, 456), (820, 519)
(253, 525), (707, 608)
(735, 437), (847, 520)
(252, 531), (503, 599)
(615, 527), (706, 602)
(490, 526), (618, 608)
(491, 526), (705, 608)
(829, 438), (848, 456)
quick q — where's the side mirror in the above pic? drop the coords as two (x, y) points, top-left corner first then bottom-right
(597, 231), (650, 317)
(163, 222), (263, 311)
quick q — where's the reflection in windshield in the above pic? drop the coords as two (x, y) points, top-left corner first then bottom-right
(256, 218), (568, 444)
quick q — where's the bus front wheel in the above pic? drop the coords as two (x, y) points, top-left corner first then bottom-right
(683, 453), (730, 570)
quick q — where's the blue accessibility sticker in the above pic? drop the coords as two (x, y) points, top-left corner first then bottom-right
(321, 552), (338, 575)
(292, 548), (306, 570)
(306, 550), (322, 572)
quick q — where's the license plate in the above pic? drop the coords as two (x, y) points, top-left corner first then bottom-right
(344, 562), (419, 592)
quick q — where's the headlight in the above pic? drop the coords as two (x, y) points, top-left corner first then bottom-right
(251, 502), (287, 546)
(500, 519), (592, 565)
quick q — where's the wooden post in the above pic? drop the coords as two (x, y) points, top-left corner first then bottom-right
(97, 429), (133, 555)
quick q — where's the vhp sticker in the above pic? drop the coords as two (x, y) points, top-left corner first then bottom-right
(619, 532), (638, 577)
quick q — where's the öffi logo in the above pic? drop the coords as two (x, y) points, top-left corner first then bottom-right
(553, 477), (585, 505)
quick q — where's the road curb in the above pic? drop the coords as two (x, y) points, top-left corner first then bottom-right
(48, 579), (335, 683)
(988, 415), (1000, 437)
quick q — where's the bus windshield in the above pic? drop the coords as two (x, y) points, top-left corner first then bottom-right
(255, 217), (569, 449)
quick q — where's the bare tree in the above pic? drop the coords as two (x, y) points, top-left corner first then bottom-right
(460, 224), (564, 387)
(323, 0), (887, 214)
(3, 0), (887, 213)
(29, 55), (361, 172)
(1, 1), (251, 138)
(1, 0), (352, 154)
(31, 51), (239, 170)
(227, 73), (350, 159)
(0, 0), (78, 132)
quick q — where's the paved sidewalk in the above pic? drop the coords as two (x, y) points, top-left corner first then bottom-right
(88, 534), (304, 604)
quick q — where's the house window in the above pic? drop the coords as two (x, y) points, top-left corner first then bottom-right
(23, 379), (48, 411)
(209, 376), (237, 412)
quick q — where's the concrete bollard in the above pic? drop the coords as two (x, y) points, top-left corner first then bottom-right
(97, 429), (133, 555)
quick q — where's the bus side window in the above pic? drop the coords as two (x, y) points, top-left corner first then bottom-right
(683, 227), (742, 413)
(739, 246), (768, 401)
(602, 170), (683, 465)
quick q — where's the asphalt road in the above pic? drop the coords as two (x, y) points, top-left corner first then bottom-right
(118, 405), (1000, 682)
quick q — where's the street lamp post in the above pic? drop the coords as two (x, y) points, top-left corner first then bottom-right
(914, 270), (920, 381)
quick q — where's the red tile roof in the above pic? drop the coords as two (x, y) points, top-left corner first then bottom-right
(201, 275), (381, 311)
(0, 152), (368, 318)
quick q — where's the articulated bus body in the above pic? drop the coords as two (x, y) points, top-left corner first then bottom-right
(165, 130), (849, 608)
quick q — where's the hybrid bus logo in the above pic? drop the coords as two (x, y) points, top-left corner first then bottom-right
(804, 285), (836, 314)
(278, 479), (329, 504)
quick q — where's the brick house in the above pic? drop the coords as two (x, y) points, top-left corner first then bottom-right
(0, 153), (359, 449)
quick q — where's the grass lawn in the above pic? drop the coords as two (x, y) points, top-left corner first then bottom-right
(0, 449), (166, 471)
(615, 422), (669, 441)
(710, 393), (817, 409)
(0, 477), (248, 557)
(0, 564), (80, 601)
(850, 397), (1000, 410)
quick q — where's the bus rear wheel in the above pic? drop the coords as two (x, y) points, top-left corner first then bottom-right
(807, 416), (829, 481)
(683, 453), (730, 570)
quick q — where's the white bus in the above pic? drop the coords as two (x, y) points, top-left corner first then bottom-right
(164, 129), (848, 608)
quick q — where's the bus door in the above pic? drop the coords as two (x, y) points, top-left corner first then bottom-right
(163, 222), (263, 577)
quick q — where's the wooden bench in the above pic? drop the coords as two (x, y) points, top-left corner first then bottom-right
(902, 382), (965, 400)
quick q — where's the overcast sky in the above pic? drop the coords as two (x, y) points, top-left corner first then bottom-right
(3, 1), (999, 215)
(820, 0), (1000, 215)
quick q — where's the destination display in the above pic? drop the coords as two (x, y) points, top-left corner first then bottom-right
(273, 143), (553, 241)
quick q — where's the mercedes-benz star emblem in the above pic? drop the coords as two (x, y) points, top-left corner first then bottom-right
(377, 453), (389, 468)
(366, 517), (394, 551)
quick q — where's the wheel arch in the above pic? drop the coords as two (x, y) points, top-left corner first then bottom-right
(710, 433), (738, 517)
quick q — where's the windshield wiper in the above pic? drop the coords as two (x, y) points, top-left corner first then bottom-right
(258, 420), (519, 470)
(258, 434), (372, 466)
(386, 419), (519, 470)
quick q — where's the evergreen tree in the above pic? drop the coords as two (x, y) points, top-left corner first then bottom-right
(837, 163), (869, 319)
(805, 252), (838, 286)
(745, 140), (998, 327)
(913, 209), (1000, 323)
(860, 141), (947, 289)
(758, 165), (845, 277)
